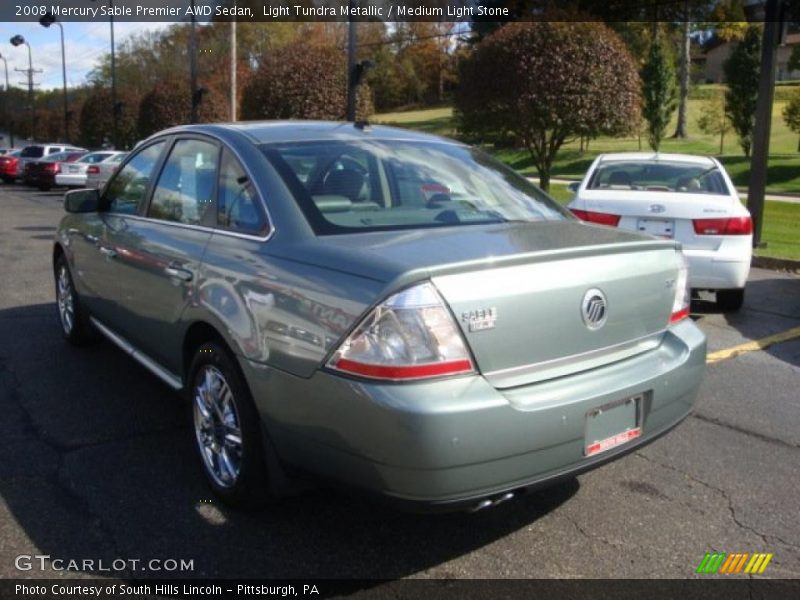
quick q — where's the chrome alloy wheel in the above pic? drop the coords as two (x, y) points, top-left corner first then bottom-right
(193, 365), (244, 488)
(57, 266), (75, 335)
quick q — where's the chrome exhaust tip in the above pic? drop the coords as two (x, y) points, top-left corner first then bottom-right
(469, 492), (515, 513)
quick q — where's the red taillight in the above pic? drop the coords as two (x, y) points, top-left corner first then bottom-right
(328, 282), (475, 381)
(692, 216), (752, 236)
(334, 358), (474, 380)
(86, 166), (100, 174)
(570, 209), (621, 227)
(670, 307), (690, 323)
(47, 163), (59, 173)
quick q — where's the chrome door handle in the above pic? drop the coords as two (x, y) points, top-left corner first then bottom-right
(164, 266), (193, 282)
(99, 246), (117, 258)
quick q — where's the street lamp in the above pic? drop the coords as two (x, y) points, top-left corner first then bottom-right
(0, 53), (13, 147)
(91, 0), (117, 148)
(39, 11), (70, 143)
(10, 34), (36, 141)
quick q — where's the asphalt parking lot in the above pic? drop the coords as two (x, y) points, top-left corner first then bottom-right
(0, 183), (798, 581)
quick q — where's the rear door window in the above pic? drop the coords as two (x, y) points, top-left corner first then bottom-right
(148, 139), (219, 226)
(104, 141), (166, 215)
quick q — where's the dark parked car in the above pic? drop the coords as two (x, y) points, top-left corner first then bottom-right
(24, 151), (87, 191)
(54, 122), (706, 511)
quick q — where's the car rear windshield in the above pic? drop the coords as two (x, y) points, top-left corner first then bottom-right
(262, 140), (568, 234)
(587, 160), (732, 195)
(20, 146), (45, 158)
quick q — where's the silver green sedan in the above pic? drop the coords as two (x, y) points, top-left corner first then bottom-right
(53, 122), (706, 511)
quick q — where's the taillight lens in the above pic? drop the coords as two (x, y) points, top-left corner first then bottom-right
(328, 282), (475, 381)
(87, 166), (100, 174)
(570, 209), (621, 227)
(692, 216), (752, 236)
(48, 163), (59, 173)
(670, 251), (690, 324)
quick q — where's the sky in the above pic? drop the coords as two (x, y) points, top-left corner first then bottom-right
(0, 21), (171, 91)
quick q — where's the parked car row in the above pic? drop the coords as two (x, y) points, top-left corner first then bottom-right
(0, 143), (127, 191)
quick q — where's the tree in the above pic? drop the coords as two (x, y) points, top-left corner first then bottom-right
(138, 81), (226, 139)
(783, 88), (800, 152)
(455, 21), (640, 191)
(78, 87), (139, 150)
(723, 25), (761, 157)
(697, 93), (732, 154)
(641, 36), (677, 151)
(789, 45), (800, 74)
(241, 41), (372, 121)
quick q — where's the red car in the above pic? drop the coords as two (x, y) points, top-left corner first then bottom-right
(0, 150), (22, 184)
(23, 151), (87, 191)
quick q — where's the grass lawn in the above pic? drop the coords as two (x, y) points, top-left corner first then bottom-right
(373, 91), (800, 194)
(374, 90), (800, 260)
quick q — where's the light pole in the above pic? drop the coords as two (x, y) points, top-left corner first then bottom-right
(39, 12), (69, 143)
(10, 35), (39, 141)
(0, 53), (13, 147)
(91, 0), (117, 148)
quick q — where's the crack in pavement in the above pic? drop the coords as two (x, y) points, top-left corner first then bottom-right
(635, 453), (800, 553)
(691, 413), (799, 451)
(0, 354), (178, 577)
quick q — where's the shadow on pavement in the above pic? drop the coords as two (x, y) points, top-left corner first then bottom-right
(0, 302), (577, 580)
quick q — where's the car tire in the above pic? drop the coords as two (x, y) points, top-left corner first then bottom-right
(717, 288), (745, 312)
(54, 255), (94, 345)
(188, 342), (271, 508)
(1, 176), (13, 184)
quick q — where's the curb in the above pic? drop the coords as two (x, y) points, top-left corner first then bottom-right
(752, 256), (800, 273)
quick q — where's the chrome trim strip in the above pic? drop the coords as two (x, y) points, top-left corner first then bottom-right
(107, 213), (272, 243)
(90, 317), (183, 390)
(484, 330), (666, 387)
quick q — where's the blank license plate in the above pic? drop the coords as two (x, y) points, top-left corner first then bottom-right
(637, 218), (674, 238)
(584, 395), (643, 457)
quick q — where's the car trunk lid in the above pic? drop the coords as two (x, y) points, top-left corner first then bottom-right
(275, 221), (681, 387)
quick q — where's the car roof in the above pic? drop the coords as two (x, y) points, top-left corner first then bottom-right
(151, 121), (462, 146)
(596, 152), (717, 167)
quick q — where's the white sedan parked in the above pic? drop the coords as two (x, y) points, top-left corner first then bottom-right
(55, 151), (126, 188)
(567, 153), (752, 311)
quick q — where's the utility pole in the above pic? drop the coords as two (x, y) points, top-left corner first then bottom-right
(346, 14), (357, 122)
(746, 0), (784, 247)
(190, 0), (198, 123)
(10, 35), (41, 141)
(0, 53), (13, 147)
(230, 20), (236, 122)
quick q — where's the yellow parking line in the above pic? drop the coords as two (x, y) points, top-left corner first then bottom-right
(706, 325), (800, 364)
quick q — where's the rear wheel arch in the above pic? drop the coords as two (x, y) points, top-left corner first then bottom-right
(182, 321), (231, 384)
(52, 243), (65, 270)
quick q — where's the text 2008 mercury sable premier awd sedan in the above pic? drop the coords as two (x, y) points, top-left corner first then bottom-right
(54, 122), (706, 511)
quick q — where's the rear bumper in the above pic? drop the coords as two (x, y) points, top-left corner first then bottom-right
(55, 173), (86, 187)
(684, 247), (750, 290)
(244, 319), (706, 510)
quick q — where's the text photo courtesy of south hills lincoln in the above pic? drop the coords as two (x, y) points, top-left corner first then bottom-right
(0, 0), (799, 594)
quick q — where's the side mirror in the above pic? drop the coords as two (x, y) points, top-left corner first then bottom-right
(567, 181), (580, 193)
(64, 188), (100, 213)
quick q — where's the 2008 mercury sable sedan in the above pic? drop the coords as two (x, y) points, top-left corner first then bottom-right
(54, 122), (706, 511)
